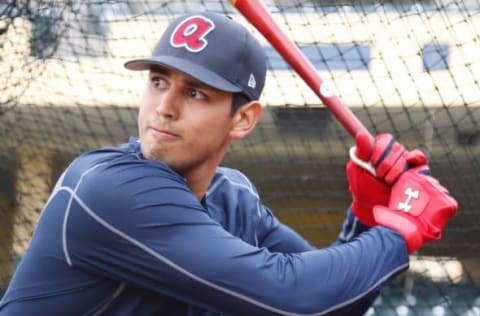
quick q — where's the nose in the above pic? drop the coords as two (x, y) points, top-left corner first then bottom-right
(155, 87), (180, 120)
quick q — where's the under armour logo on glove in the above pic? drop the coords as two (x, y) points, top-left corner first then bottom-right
(170, 15), (215, 52)
(373, 166), (458, 254)
(397, 187), (420, 212)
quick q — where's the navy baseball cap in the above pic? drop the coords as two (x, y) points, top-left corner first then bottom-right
(124, 12), (266, 101)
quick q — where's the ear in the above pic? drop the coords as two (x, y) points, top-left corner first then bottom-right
(229, 101), (263, 140)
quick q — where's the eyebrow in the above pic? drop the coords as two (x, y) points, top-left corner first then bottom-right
(150, 65), (210, 90)
(150, 65), (170, 76)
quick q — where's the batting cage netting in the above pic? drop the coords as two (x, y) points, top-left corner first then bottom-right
(1, 0), (479, 314)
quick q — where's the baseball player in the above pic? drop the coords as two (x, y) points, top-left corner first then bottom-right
(0, 12), (457, 315)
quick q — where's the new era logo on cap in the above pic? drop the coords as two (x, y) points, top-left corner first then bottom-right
(248, 74), (256, 89)
(170, 15), (215, 53)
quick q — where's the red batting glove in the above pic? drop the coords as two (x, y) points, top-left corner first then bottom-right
(373, 166), (458, 254)
(346, 160), (389, 226)
(354, 133), (428, 184)
(347, 133), (428, 226)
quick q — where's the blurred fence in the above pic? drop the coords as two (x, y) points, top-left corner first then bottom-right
(0, 1), (479, 314)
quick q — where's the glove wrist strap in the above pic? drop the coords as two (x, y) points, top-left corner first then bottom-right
(373, 206), (423, 254)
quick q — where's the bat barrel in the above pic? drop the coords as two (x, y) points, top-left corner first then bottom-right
(231, 0), (373, 145)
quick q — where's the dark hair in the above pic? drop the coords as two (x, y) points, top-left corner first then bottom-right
(231, 93), (251, 115)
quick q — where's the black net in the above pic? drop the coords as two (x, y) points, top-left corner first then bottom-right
(1, 0), (479, 314)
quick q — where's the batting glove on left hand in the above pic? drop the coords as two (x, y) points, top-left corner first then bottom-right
(373, 166), (458, 254)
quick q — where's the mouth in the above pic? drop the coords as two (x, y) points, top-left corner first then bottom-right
(148, 126), (180, 140)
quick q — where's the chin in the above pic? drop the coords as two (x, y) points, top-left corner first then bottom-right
(140, 141), (162, 161)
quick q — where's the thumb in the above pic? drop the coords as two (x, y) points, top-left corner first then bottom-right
(355, 132), (373, 161)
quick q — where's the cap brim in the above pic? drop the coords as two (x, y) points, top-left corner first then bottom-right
(124, 56), (242, 94)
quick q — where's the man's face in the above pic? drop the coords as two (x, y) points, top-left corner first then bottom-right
(137, 66), (235, 176)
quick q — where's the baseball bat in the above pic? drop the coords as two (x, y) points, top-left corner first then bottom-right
(230, 0), (374, 145)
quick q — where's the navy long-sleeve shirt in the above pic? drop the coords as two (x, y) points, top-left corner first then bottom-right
(0, 137), (409, 315)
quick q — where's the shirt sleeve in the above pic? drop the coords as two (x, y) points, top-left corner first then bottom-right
(255, 204), (316, 253)
(332, 205), (372, 246)
(64, 159), (409, 315)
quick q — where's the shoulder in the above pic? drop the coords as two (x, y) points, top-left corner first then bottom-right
(62, 139), (190, 202)
(208, 167), (257, 196)
(206, 167), (260, 208)
(55, 142), (202, 228)
(70, 139), (181, 180)
(205, 167), (262, 241)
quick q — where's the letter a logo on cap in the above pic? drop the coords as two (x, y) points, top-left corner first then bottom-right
(170, 15), (215, 53)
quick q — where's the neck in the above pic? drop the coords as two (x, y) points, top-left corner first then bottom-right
(181, 158), (221, 201)
(181, 139), (230, 201)
(182, 143), (229, 202)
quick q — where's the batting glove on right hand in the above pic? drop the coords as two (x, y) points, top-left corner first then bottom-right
(347, 133), (427, 226)
(373, 166), (458, 254)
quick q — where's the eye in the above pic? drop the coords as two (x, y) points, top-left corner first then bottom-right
(188, 88), (207, 100)
(150, 76), (167, 89)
